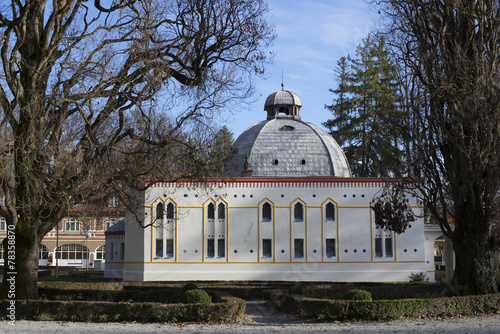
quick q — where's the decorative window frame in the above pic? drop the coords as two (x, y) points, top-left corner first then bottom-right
(372, 197), (395, 260)
(290, 198), (307, 262)
(152, 197), (177, 261)
(321, 198), (339, 261)
(204, 198), (228, 261)
(291, 199), (306, 223)
(258, 198), (275, 261)
(259, 198), (274, 222)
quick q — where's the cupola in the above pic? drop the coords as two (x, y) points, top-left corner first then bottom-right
(264, 85), (302, 120)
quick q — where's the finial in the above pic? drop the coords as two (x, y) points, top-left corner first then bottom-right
(281, 68), (284, 90)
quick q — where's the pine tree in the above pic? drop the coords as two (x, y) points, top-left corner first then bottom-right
(323, 56), (354, 149)
(324, 34), (403, 177)
(209, 126), (235, 176)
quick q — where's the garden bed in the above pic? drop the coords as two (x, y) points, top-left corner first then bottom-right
(270, 290), (500, 321)
(1, 282), (246, 323)
(0, 295), (245, 323)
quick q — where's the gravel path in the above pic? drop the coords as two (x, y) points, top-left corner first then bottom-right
(2, 301), (500, 333)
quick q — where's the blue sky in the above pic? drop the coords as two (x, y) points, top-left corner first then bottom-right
(222, 0), (378, 137)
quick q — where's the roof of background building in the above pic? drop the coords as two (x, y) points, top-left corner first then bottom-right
(105, 219), (125, 233)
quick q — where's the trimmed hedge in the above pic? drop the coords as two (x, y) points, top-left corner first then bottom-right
(180, 289), (212, 304)
(181, 283), (199, 293)
(39, 287), (181, 303)
(270, 291), (500, 321)
(0, 295), (245, 323)
(344, 289), (372, 301)
(302, 283), (445, 300)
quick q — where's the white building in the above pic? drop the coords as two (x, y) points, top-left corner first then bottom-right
(106, 88), (445, 282)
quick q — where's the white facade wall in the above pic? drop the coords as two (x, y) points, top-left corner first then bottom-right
(122, 178), (427, 282)
(104, 233), (126, 279)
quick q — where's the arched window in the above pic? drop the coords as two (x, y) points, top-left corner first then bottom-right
(95, 245), (105, 260)
(156, 202), (164, 220)
(294, 203), (304, 222)
(374, 202), (394, 259)
(166, 202), (174, 219)
(262, 202), (272, 221)
(207, 203), (215, 219)
(206, 201), (226, 259)
(154, 200), (177, 260)
(155, 202), (164, 258)
(325, 202), (335, 221)
(218, 203), (225, 219)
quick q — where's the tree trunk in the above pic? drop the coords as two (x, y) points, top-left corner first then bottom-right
(0, 227), (40, 300)
(452, 217), (497, 295)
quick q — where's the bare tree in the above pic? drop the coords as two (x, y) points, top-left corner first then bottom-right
(0, 0), (274, 299)
(376, 0), (500, 294)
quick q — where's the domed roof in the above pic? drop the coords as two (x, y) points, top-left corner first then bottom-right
(225, 88), (351, 178)
(264, 89), (302, 108)
(226, 118), (351, 178)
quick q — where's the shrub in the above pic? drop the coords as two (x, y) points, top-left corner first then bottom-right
(0, 296), (245, 323)
(343, 289), (372, 301)
(181, 283), (199, 293)
(408, 272), (429, 283)
(288, 286), (304, 295)
(180, 289), (212, 304)
(270, 291), (500, 321)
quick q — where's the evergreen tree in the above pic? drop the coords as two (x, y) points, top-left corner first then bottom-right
(323, 56), (354, 149)
(209, 126), (235, 176)
(324, 35), (403, 177)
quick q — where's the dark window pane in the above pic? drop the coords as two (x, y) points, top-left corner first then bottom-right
(263, 239), (272, 258)
(325, 203), (335, 220)
(218, 203), (225, 219)
(207, 239), (215, 258)
(385, 237), (393, 257)
(156, 202), (164, 220)
(262, 203), (272, 221)
(217, 239), (225, 257)
(294, 203), (304, 221)
(156, 239), (163, 258)
(166, 239), (173, 258)
(326, 238), (336, 258)
(375, 238), (383, 258)
(166, 203), (174, 219)
(294, 239), (304, 258)
(208, 203), (215, 219)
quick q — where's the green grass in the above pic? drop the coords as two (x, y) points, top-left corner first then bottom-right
(38, 271), (105, 283)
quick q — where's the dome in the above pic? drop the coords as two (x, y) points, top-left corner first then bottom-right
(264, 89), (303, 120)
(264, 90), (302, 109)
(226, 118), (352, 178)
(225, 88), (351, 178)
